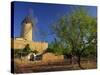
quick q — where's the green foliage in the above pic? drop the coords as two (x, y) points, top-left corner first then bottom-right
(14, 44), (32, 58)
(50, 7), (97, 58)
(32, 50), (38, 54)
(47, 39), (62, 55)
(14, 49), (23, 58)
(21, 44), (31, 56)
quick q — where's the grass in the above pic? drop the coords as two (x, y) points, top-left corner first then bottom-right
(13, 58), (97, 73)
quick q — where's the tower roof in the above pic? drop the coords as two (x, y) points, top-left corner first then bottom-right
(22, 16), (33, 24)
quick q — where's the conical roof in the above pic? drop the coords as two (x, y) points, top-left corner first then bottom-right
(22, 16), (33, 24)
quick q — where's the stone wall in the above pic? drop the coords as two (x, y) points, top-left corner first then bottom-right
(11, 38), (27, 49)
(29, 41), (48, 53)
(42, 52), (64, 62)
(11, 38), (48, 53)
(22, 23), (33, 41)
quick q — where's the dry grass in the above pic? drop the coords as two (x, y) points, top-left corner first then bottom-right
(13, 58), (97, 73)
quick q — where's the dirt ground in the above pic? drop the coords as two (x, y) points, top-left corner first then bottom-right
(13, 58), (97, 73)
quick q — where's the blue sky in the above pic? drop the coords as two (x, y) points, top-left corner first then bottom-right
(12, 1), (97, 43)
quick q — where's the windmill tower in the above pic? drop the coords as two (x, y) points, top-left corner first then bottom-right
(21, 16), (33, 41)
(21, 9), (37, 42)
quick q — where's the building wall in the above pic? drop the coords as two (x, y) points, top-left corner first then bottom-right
(42, 52), (64, 62)
(29, 41), (48, 53)
(22, 23), (33, 41)
(11, 38), (26, 49)
(11, 39), (64, 62)
(11, 38), (48, 53)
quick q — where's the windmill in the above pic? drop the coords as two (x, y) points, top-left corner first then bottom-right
(21, 9), (37, 41)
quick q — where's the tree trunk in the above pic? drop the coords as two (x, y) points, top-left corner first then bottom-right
(71, 55), (75, 68)
(77, 55), (84, 69)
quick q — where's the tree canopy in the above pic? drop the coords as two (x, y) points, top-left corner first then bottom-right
(49, 7), (97, 68)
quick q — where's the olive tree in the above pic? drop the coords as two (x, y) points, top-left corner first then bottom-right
(51, 7), (97, 68)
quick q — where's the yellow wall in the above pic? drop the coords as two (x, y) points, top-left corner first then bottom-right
(11, 38), (48, 53)
(42, 52), (64, 62)
(22, 23), (33, 41)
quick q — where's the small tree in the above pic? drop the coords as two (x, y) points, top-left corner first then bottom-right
(47, 38), (65, 55)
(51, 7), (97, 68)
(22, 44), (31, 56)
(32, 50), (38, 54)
